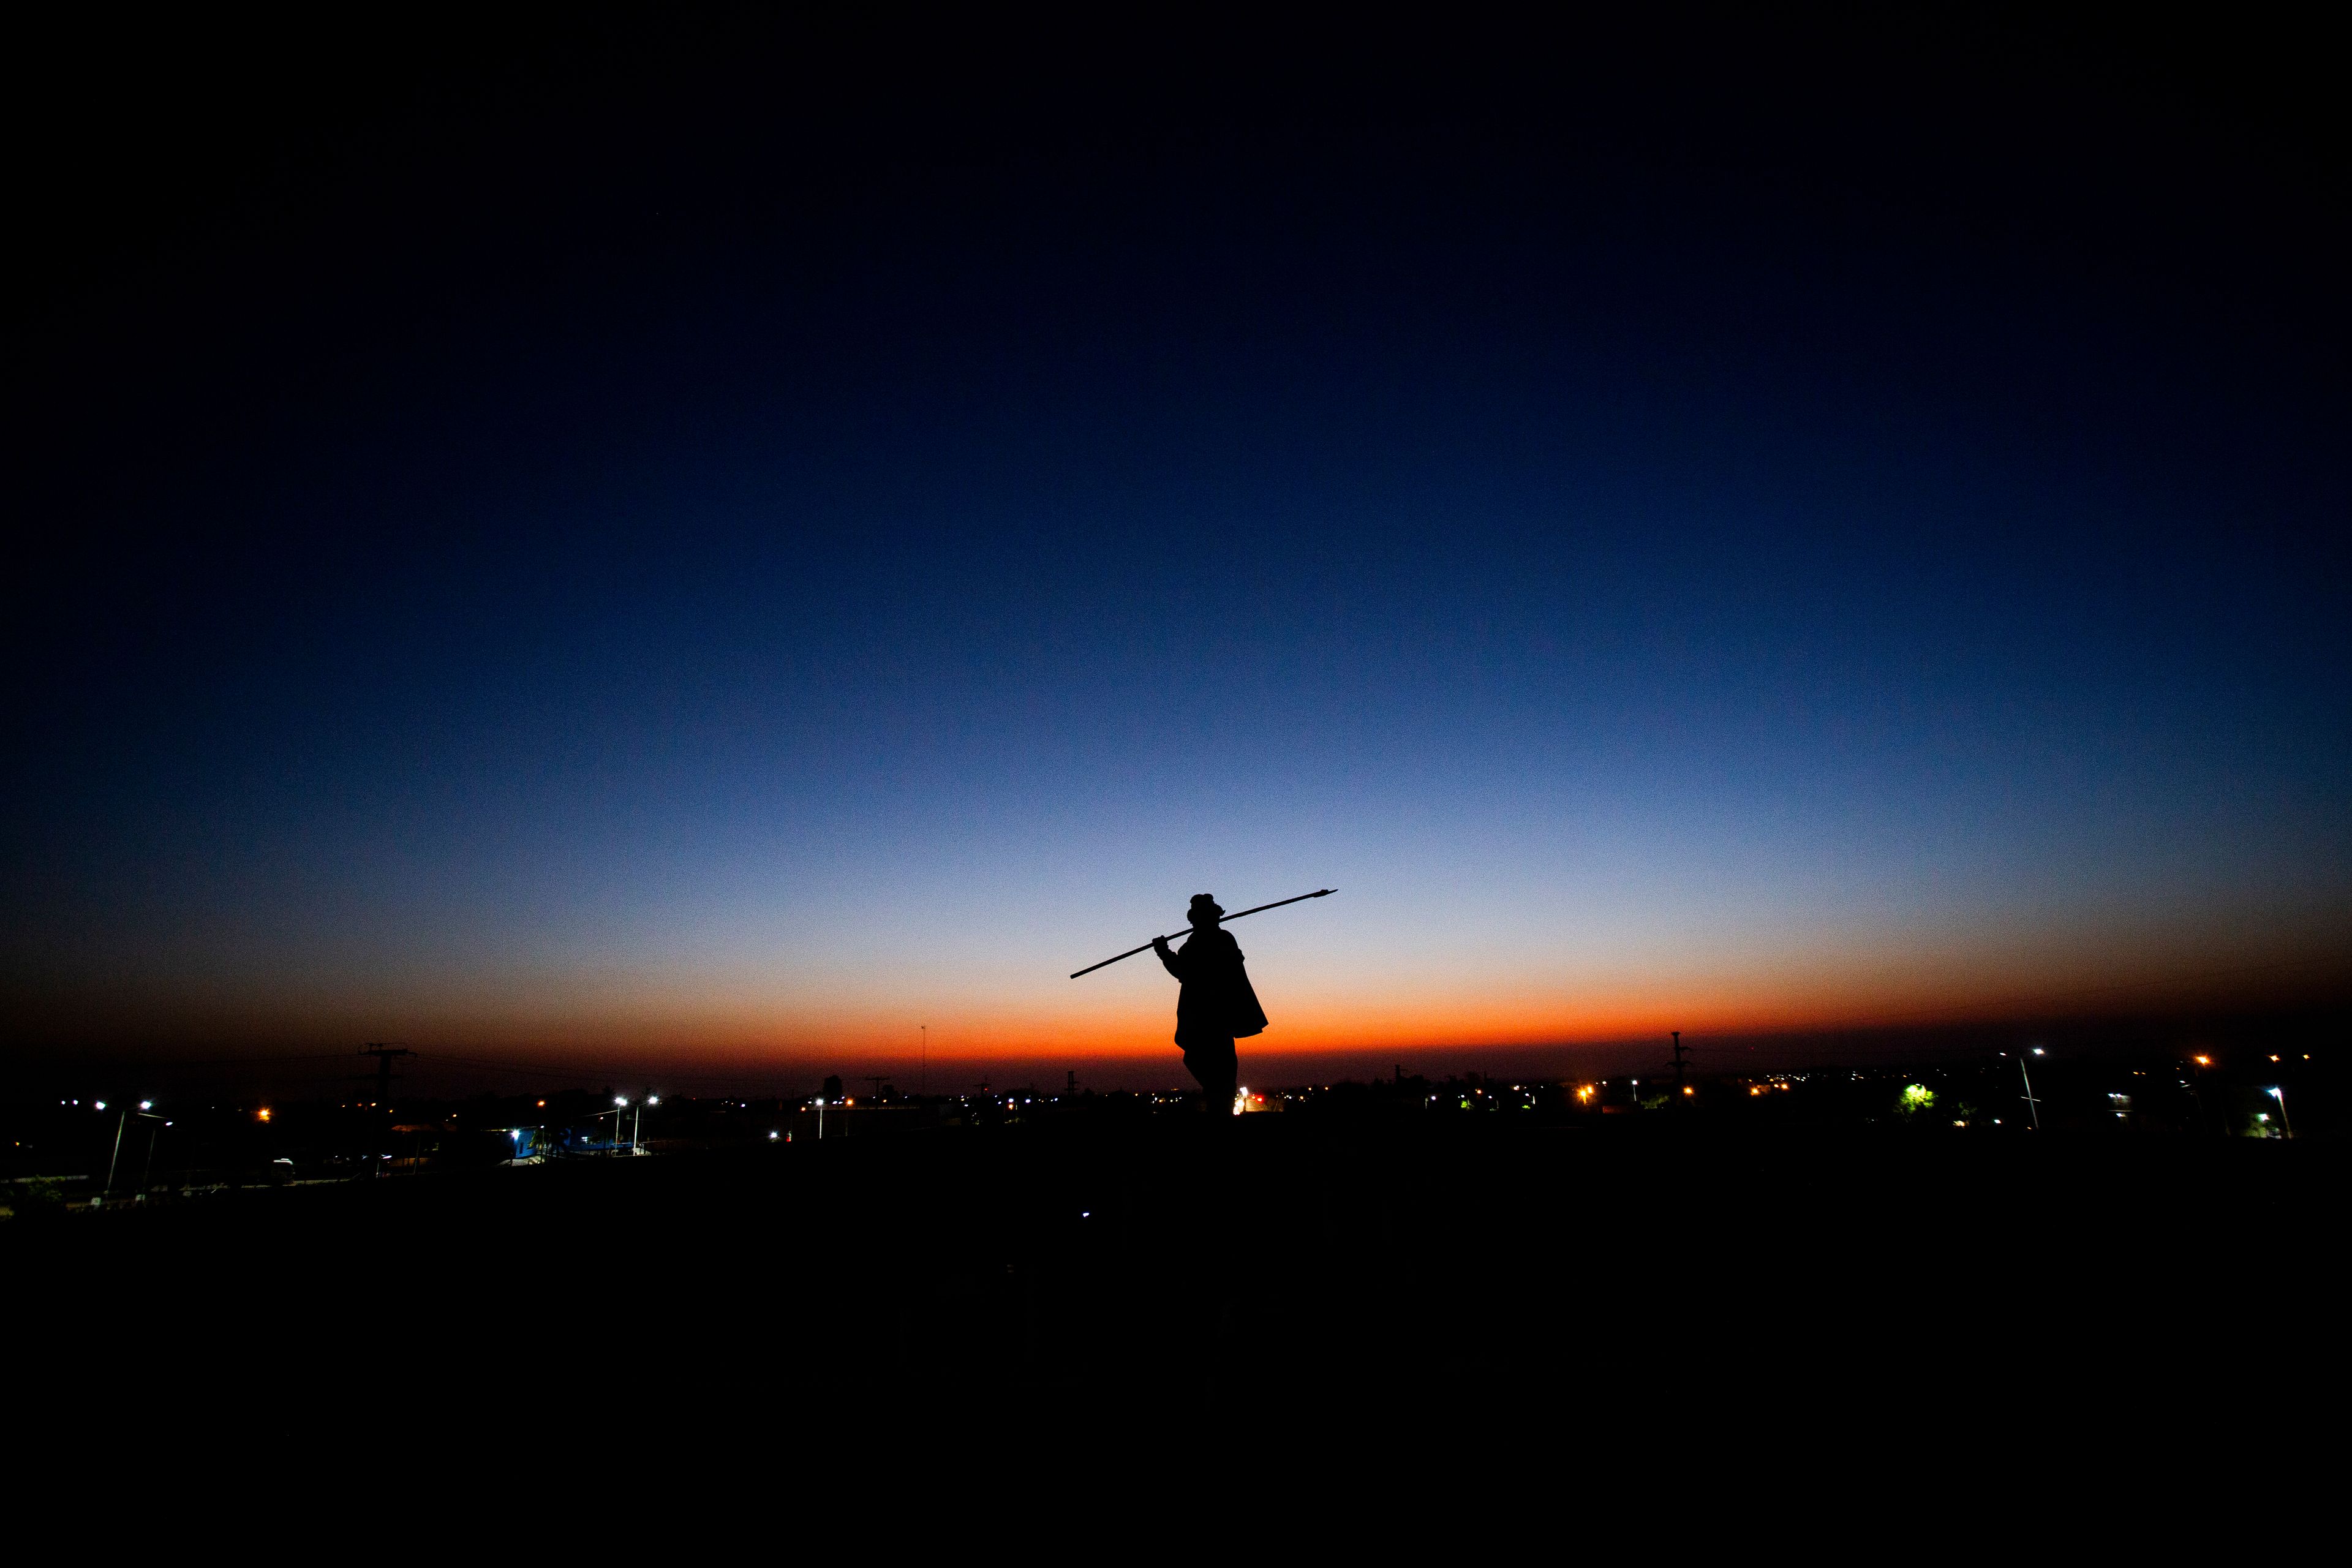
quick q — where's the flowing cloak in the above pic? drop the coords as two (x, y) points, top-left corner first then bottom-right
(1158, 927), (1269, 1046)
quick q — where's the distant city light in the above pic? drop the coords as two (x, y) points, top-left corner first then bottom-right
(257, 1108), (271, 1121)
(2032, 1048), (2045, 1057)
(615, 1096), (628, 1106)
(138, 1100), (153, 1110)
(767, 1131), (778, 1141)
(648, 1096), (660, 1106)
(2193, 1055), (2212, 1066)
(94, 1101), (106, 1111)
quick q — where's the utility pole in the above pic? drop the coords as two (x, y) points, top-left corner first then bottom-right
(103, 1104), (166, 1200)
(358, 1043), (414, 1103)
(1670, 1030), (1691, 1091)
(921, 1024), (927, 1097)
(104, 1106), (129, 1197)
(140, 1117), (165, 1194)
(2014, 1048), (2045, 1131)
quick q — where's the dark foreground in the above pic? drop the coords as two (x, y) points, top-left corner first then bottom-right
(18, 1117), (2328, 1395)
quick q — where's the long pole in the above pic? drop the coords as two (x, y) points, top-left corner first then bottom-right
(2270, 1087), (2293, 1139)
(921, 1025), (927, 1096)
(2018, 1055), (2042, 1131)
(1069, 889), (1336, 979)
(104, 1109), (129, 1197)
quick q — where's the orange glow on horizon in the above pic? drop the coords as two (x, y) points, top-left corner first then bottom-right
(23, 937), (2346, 1074)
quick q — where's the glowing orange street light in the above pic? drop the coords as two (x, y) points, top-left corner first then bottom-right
(257, 1108), (271, 1122)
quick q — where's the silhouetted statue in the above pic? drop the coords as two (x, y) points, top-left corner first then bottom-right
(1153, 894), (1268, 1114)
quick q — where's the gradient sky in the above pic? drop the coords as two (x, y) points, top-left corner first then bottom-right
(7, 15), (2347, 1084)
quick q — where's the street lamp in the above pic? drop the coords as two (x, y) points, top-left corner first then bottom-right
(2002, 1047), (2046, 1131)
(2267, 1087), (2294, 1140)
(140, 1116), (171, 1194)
(2184, 1054), (2225, 1137)
(100, 1103), (167, 1204)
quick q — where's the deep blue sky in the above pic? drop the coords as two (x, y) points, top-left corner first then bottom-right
(6, 13), (2346, 1077)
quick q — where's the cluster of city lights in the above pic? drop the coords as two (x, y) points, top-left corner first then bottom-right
(34, 1050), (2312, 1195)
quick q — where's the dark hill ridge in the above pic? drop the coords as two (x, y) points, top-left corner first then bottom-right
(16, 1115), (2328, 1382)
